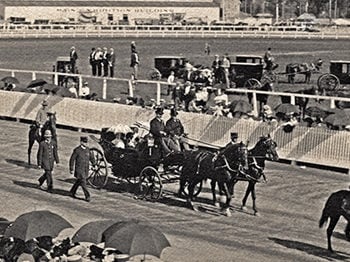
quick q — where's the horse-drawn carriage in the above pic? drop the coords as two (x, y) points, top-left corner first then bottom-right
(86, 125), (202, 200)
(317, 60), (350, 91)
(53, 56), (79, 88)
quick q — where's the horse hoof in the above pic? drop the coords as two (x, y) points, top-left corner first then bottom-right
(191, 205), (199, 212)
(241, 206), (247, 211)
(254, 211), (260, 217)
(222, 208), (232, 217)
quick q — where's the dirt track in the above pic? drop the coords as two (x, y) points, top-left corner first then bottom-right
(0, 119), (349, 262)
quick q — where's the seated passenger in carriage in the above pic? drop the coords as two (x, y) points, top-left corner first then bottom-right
(150, 107), (178, 156)
(126, 124), (140, 148)
(166, 108), (190, 152)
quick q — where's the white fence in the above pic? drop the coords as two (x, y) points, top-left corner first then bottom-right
(1, 68), (350, 118)
(0, 24), (349, 39)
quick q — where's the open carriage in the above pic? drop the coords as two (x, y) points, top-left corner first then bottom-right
(87, 125), (202, 200)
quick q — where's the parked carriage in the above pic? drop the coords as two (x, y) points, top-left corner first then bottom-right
(87, 125), (202, 200)
(154, 56), (186, 78)
(317, 60), (350, 91)
(53, 56), (79, 88)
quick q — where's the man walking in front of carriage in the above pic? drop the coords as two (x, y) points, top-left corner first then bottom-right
(69, 136), (92, 202)
(37, 130), (59, 193)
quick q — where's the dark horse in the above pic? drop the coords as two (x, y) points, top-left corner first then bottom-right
(247, 82), (273, 113)
(28, 113), (57, 165)
(319, 190), (350, 252)
(285, 63), (314, 84)
(237, 135), (279, 216)
(179, 142), (248, 216)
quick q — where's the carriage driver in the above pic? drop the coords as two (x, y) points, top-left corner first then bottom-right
(35, 100), (49, 136)
(150, 107), (179, 156)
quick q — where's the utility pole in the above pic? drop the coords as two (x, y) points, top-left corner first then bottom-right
(329, 0), (332, 19)
(276, 1), (279, 23)
(334, 0), (337, 18)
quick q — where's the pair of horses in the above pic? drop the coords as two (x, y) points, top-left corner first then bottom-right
(178, 135), (279, 216)
(285, 62), (319, 84)
(28, 113), (57, 165)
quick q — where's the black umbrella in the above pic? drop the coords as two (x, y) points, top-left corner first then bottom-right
(4, 210), (73, 241)
(102, 221), (170, 258)
(229, 100), (252, 114)
(43, 83), (60, 93)
(54, 86), (76, 98)
(72, 220), (117, 244)
(1, 76), (19, 85)
(274, 103), (300, 115)
(324, 110), (350, 126)
(305, 106), (327, 118)
(26, 79), (48, 89)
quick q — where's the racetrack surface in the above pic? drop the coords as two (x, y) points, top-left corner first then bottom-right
(0, 119), (349, 262)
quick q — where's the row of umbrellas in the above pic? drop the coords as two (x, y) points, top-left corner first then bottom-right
(1, 76), (76, 97)
(0, 210), (170, 258)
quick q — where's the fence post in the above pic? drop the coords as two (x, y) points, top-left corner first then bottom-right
(32, 72), (36, 80)
(128, 80), (134, 97)
(252, 91), (258, 117)
(78, 76), (83, 97)
(156, 82), (161, 105)
(11, 71), (15, 77)
(330, 99), (336, 109)
(54, 73), (58, 85)
(290, 95), (295, 105)
(102, 78), (107, 100)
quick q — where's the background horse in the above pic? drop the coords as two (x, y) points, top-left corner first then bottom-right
(28, 113), (57, 165)
(319, 190), (350, 252)
(247, 82), (273, 113)
(179, 142), (248, 216)
(286, 62), (316, 84)
(238, 135), (279, 216)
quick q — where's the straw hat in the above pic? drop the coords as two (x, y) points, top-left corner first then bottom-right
(43, 130), (52, 137)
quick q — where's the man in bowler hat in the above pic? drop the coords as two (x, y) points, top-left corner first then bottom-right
(69, 136), (92, 202)
(37, 130), (59, 193)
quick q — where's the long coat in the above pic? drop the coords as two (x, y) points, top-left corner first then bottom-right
(37, 140), (59, 171)
(69, 145), (91, 179)
(166, 118), (184, 137)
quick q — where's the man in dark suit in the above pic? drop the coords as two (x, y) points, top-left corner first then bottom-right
(166, 108), (189, 151)
(108, 48), (116, 78)
(69, 136), (92, 202)
(37, 130), (59, 193)
(89, 47), (97, 76)
(69, 46), (78, 73)
(102, 47), (109, 77)
(150, 107), (171, 155)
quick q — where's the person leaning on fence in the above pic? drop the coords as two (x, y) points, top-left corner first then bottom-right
(37, 130), (59, 193)
(69, 136), (92, 202)
(69, 46), (78, 73)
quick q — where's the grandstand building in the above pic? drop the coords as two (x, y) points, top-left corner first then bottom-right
(0, 0), (241, 25)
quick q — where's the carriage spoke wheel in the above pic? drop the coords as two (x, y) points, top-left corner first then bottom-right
(181, 180), (203, 197)
(317, 73), (340, 92)
(139, 167), (163, 201)
(87, 148), (108, 189)
(244, 78), (262, 90)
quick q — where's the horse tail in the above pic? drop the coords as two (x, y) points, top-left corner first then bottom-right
(319, 208), (329, 228)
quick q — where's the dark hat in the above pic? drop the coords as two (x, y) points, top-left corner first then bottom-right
(42, 100), (48, 106)
(170, 108), (178, 116)
(155, 107), (164, 115)
(80, 136), (88, 143)
(231, 132), (238, 139)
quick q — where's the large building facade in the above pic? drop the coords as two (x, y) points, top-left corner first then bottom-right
(0, 0), (240, 25)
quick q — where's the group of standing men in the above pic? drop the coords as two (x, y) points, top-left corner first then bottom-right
(35, 101), (93, 202)
(89, 47), (116, 77)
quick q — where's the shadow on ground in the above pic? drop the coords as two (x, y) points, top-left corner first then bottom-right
(269, 237), (350, 261)
(13, 180), (72, 197)
(6, 159), (39, 169)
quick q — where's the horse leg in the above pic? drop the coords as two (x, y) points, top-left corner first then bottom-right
(210, 180), (220, 207)
(345, 220), (350, 241)
(240, 183), (250, 211)
(187, 181), (199, 212)
(327, 215), (340, 252)
(178, 177), (186, 198)
(250, 182), (259, 216)
(221, 183), (232, 217)
(28, 136), (35, 165)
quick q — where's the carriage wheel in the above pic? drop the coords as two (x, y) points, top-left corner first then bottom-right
(317, 73), (340, 92)
(87, 148), (109, 189)
(181, 180), (203, 198)
(243, 78), (262, 89)
(138, 166), (163, 201)
(261, 72), (278, 86)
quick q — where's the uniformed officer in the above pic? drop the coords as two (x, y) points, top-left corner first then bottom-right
(37, 130), (59, 193)
(69, 136), (92, 202)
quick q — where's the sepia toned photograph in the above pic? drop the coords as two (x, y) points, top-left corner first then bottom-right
(0, 0), (349, 261)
